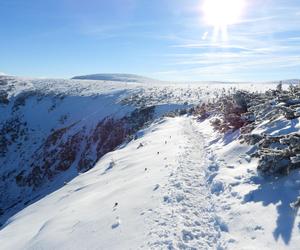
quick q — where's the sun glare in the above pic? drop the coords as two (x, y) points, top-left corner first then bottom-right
(202, 0), (246, 41)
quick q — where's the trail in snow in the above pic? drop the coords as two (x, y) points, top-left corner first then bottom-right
(4, 115), (299, 249)
(147, 118), (226, 249)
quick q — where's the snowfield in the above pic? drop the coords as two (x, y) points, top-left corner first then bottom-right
(1, 75), (300, 249)
(1, 116), (300, 249)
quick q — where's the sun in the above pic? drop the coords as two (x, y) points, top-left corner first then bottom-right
(202, 0), (246, 40)
(203, 0), (245, 26)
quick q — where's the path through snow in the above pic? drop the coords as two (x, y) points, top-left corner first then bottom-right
(3, 116), (298, 249)
(148, 118), (226, 249)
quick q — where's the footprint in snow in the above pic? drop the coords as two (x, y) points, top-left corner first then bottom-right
(163, 196), (172, 203)
(111, 217), (121, 229)
(113, 202), (118, 211)
(182, 229), (194, 242)
(254, 225), (264, 231)
(176, 194), (185, 203)
(102, 161), (115, 175)
(210, 180), (224, 195)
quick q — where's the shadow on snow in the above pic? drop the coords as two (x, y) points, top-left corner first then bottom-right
(244, 171), (300, 245)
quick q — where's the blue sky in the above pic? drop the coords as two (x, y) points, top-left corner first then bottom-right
(0, 0), (300, 81)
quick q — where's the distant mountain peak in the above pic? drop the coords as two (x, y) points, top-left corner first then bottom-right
(71, 73), (158, 83)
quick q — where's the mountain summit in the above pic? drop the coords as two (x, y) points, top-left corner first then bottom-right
(71, 73), (158, 83)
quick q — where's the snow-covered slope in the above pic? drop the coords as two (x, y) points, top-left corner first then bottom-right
(3, 75), (260, 224)
(2, 115), (300, 249)
(0, 118), (185, 249)
(0, 75), (194, 226)
(2, 75), (300, 249)
(197, 117), (300, 250)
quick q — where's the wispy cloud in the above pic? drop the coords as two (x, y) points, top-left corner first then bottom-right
(155, 55), (300, 82)
(78, 22), (146, 39)
(158, 0), (300, 81)
(237, 15), (277, 25)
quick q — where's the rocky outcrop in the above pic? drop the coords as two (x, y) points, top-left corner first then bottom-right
(78, 106), (155, 172)
(195, 83), (300, 176)
(0, 90), (9, 105)
(252, 134), (300, 175)
(0, 117), (28, 157)
(193, 91), (250, 133)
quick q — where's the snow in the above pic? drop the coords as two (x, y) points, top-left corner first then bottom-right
(0, 118), (182, 249)
(147, 118), (225, 249)
(1, 76), (300, 249)
(196, 117), (300, 249)
(2, 114), (300, 249)
(1, 75), (281, 100)
(0, 86), (137, 219)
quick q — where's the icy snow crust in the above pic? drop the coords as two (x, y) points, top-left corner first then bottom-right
(1, 76), (300, 249)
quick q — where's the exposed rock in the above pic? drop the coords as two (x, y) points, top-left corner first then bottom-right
(233, 91), (248, 113)
(257, 149), (292, 175)
(0, 117), (28, 157)
(0, 90), (9, 104)
(240, 133), (264, 145)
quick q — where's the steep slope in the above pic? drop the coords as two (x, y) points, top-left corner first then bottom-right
(0, 75), (194, 225)
(0, 117), (224, 249)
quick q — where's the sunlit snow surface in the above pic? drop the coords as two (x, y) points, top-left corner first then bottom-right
(1, 76), (300, 249)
